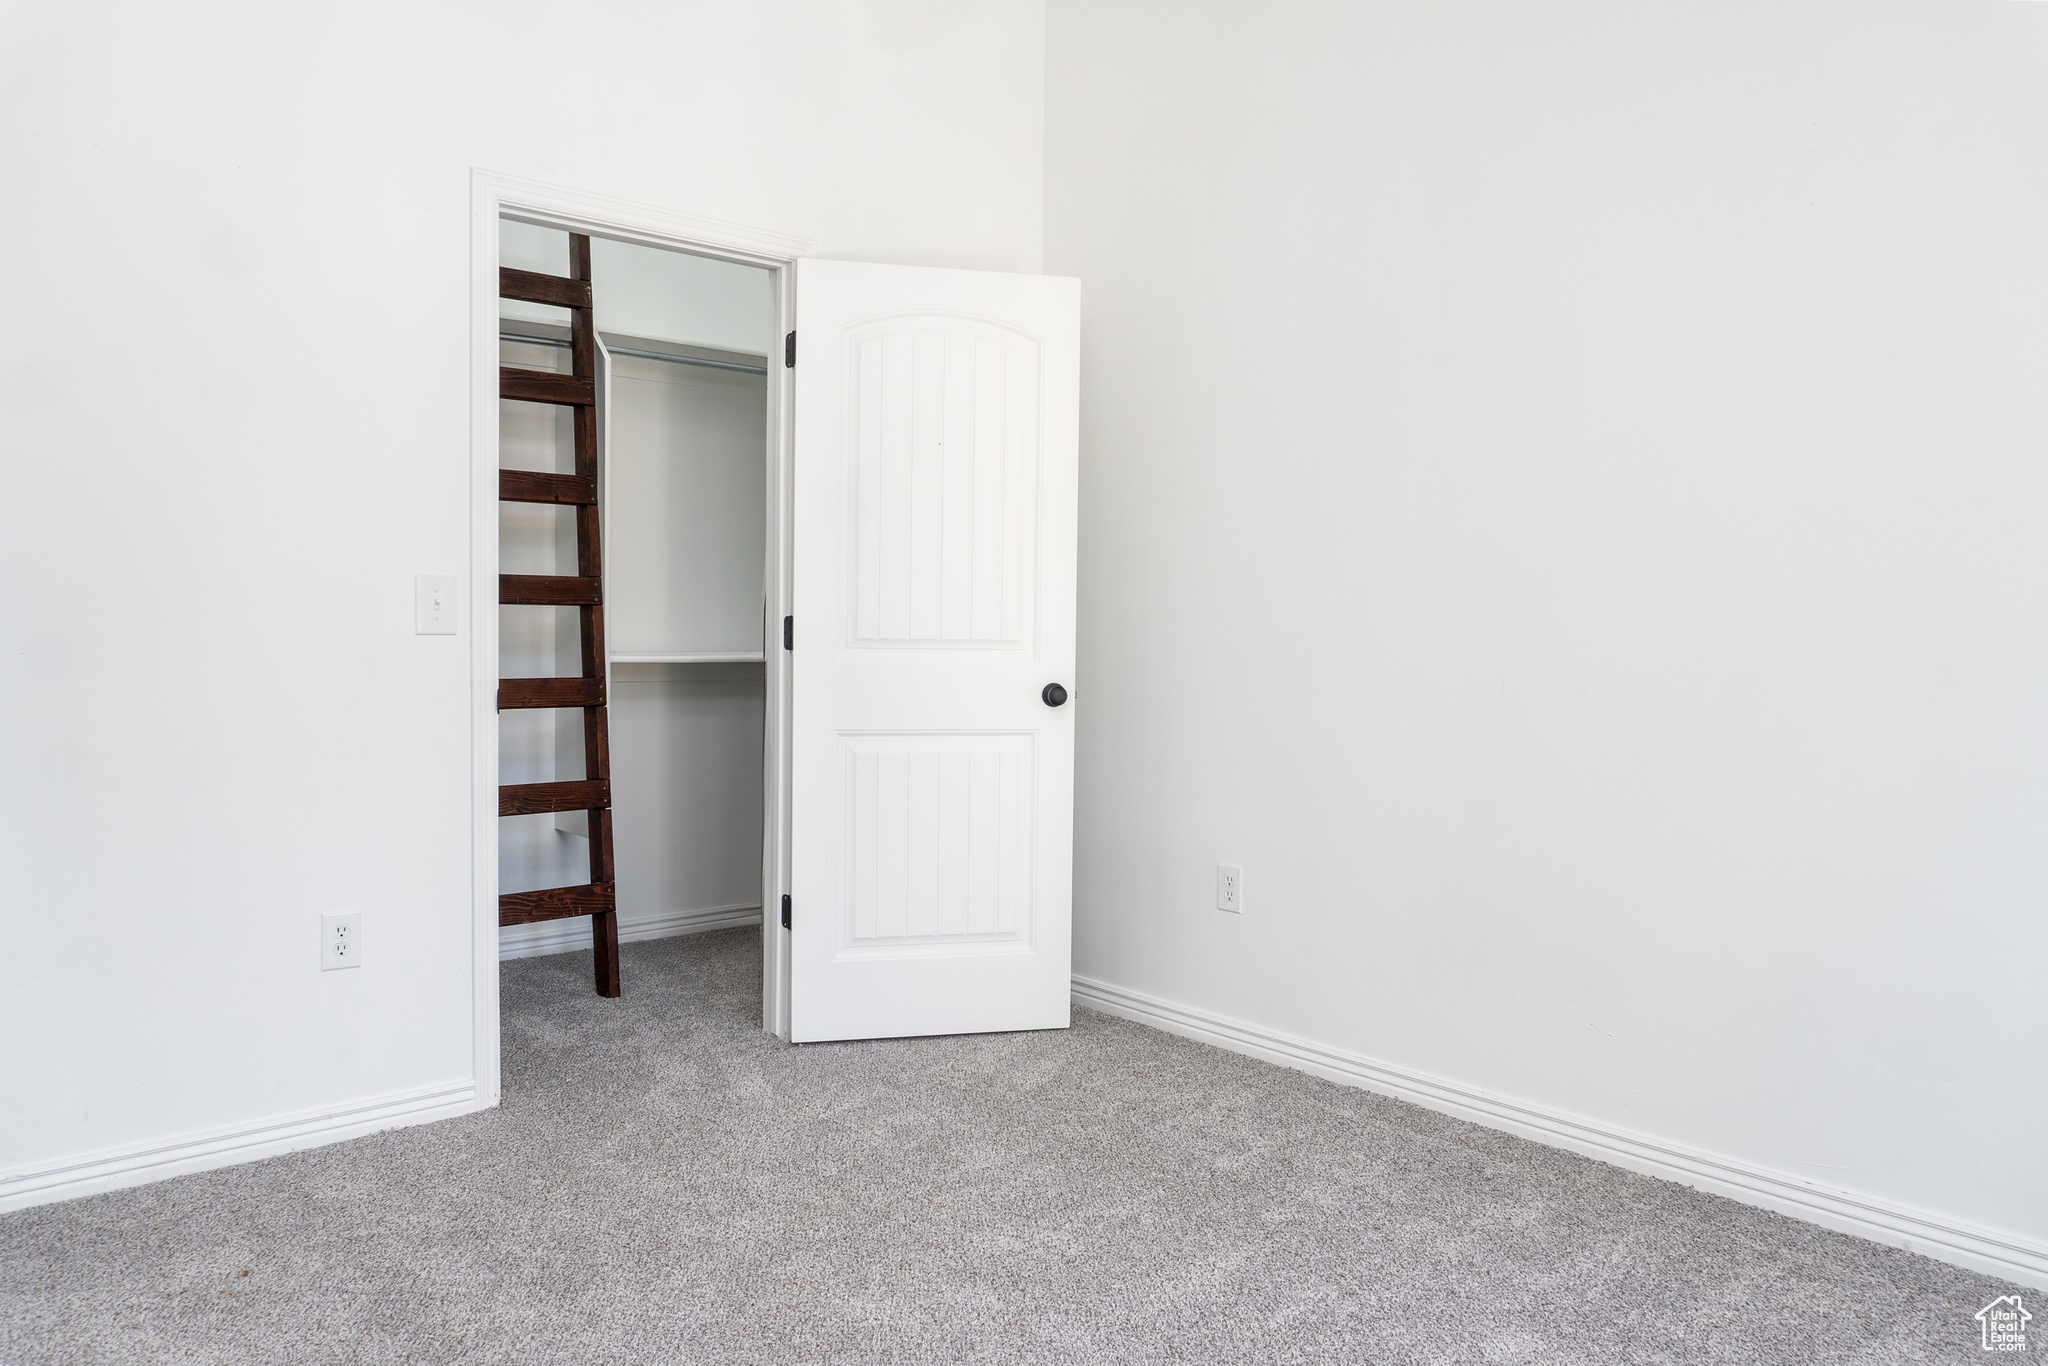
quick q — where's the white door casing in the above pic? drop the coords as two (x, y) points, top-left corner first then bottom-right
(790, 259), (1079, 1042)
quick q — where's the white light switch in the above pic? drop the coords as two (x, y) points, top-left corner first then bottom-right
(415, 575), (457, 635)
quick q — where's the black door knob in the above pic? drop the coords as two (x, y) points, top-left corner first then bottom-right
(1042, 683), (1068, 707)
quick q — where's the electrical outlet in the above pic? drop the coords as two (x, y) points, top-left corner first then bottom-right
(1216, 864), (1243, 914)
(321, 913), (362, 970)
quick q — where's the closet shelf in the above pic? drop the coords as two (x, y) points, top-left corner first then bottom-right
(610, 651), (765, 664)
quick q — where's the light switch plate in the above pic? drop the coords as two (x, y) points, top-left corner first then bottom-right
(415, 575), (457, 635)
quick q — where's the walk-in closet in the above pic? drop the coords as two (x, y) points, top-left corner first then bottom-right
(496, 221), (772, 979)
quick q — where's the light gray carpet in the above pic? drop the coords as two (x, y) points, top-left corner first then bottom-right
(0, 929), (2023, 1364)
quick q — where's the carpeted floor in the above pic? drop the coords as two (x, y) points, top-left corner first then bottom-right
(0, 929), (2023, 1364)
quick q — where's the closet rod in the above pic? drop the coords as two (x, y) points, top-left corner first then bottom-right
(499, 331), (767, 376)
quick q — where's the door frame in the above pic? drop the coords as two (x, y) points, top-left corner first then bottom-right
(468, 169), (810, 1106)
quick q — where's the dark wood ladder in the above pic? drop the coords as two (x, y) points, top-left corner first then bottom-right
(497, 234), (620, 997)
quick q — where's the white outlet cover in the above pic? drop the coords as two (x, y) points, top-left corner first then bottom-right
(321, 912), (363, 970)
(1216, 864), (1243, 914)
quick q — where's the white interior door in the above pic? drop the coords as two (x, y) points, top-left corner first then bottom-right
(789, 259), (1079, 1043)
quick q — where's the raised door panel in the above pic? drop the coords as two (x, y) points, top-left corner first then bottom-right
(843, 732), (1033, 952)
(848, 321), (1039, 651)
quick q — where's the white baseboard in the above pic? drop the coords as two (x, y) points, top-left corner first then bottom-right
(1071, 974), (2046, 1291)
(3, 910), (760, 1215)
(498, 902), (762, 961)
(0, 1080), (479, 1214)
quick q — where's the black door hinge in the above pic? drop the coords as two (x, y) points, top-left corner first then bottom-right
(785, 331), (795, 367)
(783, 615), (793, 650)
(780, 894), (791, 929)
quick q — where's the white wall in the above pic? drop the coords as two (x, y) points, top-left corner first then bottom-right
(0, 0), (1043, 1202)
(1046, 0), (2048, 1276)
(600, 662), (765, 930)
(603, 352), (769, 657)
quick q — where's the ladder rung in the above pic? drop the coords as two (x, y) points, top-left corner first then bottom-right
(500, 470), (596, 505)
(500, 882), (615, 926)
(499, 779), (609, 817)
(501, 367), (594, 407)
(498, 677), (603, 710)
(500, 267), (592, 310)
(500, 574), (600, 605)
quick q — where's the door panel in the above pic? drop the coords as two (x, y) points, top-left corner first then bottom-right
(847, 322), (1039, 649)
(844, 732), (1032, 947)
(791, 259), (1078, 1043)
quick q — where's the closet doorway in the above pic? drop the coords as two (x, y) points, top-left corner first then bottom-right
(471, 175), (1080, 1098)
(496, 219), (776, 1005)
